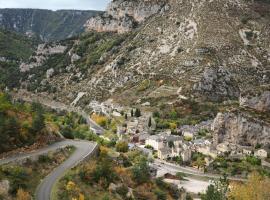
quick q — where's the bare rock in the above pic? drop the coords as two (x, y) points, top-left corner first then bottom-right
(193, 66), (240, 101)
(212, 112), (270, 146)
(46, 68), (55, 79)
(0, 180), (9, 196)
(85, 0), (169, 33)
(240, 91), (270, 112)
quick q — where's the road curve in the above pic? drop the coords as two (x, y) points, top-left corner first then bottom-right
(0, 140), (97, 200)
(152, 159), (246, 182)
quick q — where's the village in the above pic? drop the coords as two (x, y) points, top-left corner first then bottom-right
(89, 100), (270, 174)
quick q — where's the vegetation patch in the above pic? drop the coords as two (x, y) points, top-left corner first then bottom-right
(0, 146), (74, 200)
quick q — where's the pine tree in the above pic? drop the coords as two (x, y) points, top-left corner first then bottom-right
(148, 117), (152, 127)
(32, 111), (45, 133)
(135, 108), (141, 117)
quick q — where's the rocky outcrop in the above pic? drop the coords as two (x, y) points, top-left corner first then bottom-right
(85, 0), (169, 33)
(106, 0), (169, 22)
(240, 91), (270, 112)
(20, 43), (67, 72)
(212, 112), (270, 147)
(85, 13), (136, 33)
(193, 66), (240, 101)
(0, 180), (9, 197)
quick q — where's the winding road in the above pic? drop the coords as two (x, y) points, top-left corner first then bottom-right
(12, 90), (105, 135)
(0, 140), (98, 200)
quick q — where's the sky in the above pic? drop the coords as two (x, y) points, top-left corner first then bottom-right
(0, 0), (111, 11)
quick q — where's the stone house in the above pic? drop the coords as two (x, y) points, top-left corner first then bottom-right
(242, 146), (253, 156)
(127, 120), (139, 134)
(145, 135), (164, 150)
(216, 142), (230, 154)
(254, 149), (268, 159)
(157, 147), (171, 160)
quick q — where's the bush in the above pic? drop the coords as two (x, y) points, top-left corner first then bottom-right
(38, 155), (51, 163)
(116, 185), (129, 197)
(61, 126), (74, 139)
(134, 108), (141, 118)
(132, 157), (150, 184)
(154, 189), (167, 200)
(116, 141), (129, 153)
(246, 156), (261, 166)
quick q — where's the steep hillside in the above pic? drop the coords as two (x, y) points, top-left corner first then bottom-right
(0, 29), (37, 61)
(0, 9), (101, 41)
(0, 29), (38, 89)
(20, 0), (270, 108)
(0, 92), (58, 154)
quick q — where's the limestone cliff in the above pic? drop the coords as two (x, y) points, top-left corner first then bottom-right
(85, 0), (169, 33)
(212, 112), (270, 147)
(240, 91), (270, 112)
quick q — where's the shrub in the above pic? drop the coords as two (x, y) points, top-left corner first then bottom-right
(116, 141), (129, 153)
(246, 156), (261, 166)
(154, 189), (167, 200)
(61, 126), (74, 139)
(116, 185), (129, 197)
(38, 155), (51, 163)
(134, 108), (141, 118)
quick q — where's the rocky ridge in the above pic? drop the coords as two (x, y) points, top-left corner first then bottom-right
(85, 0), (169, 33)
(0, 9), (101, 41)
(20, 0), (270, 108)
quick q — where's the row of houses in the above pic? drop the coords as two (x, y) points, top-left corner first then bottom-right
(216, 142), (269, 159)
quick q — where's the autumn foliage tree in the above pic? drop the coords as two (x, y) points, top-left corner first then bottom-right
(16, 188), (31, 200)
(229, 172), (270, 200)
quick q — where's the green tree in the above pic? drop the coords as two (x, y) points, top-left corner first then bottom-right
(132, 157), (150, 184)
(135, 108), (141, 117)
(148, 117), (152, 127)
(154, 189), (166, 200)
(61, 126), (74, 139)
(168, 141), (174, 148)
(201, 175), (229, 200)
(31, 112), (45, 133)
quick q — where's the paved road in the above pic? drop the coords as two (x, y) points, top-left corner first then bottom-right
(0, 140), (97, 200)
(152, 159), (246, 182)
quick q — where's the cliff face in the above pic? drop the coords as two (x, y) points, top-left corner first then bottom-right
(106, 0), (169, 22)
(85, 0), (169, 33)
(240, 91), (270, 112)
(212, 112), (270, 147)
(0, 9), (101, 41)
(8, 0), (270, 111)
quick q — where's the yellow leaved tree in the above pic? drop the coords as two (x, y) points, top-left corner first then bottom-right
(229, 172), (270, 200)
(16, 188), (31, 200)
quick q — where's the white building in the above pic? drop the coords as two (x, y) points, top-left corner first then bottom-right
(145, 135), (164, 151)
(255, 149), (268, 159)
